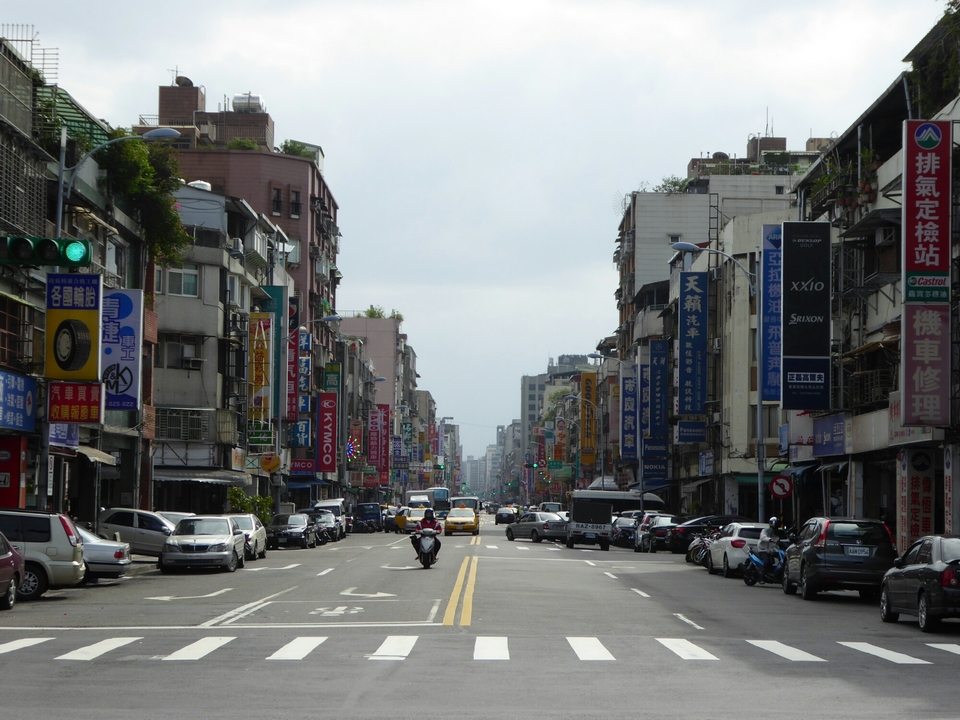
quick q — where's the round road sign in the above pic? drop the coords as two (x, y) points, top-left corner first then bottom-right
(770, 474), (793, 499)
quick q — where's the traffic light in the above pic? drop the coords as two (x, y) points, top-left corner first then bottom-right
(0, 237), (92, 267)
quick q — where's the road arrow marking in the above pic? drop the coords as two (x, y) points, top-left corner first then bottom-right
(341, 587), (396, 598)
(145, 588), (234, 601)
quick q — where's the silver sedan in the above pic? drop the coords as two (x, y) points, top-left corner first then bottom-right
(506, 512), (567, 543)
(76, 526), (131, 582)
(159, 517), (246, 573)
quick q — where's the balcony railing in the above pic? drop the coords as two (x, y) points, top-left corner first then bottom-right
(848, 368), (894, 408)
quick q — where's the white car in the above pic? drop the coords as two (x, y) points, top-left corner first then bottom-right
(159, 516), (246, 573)
(225, 513), (267, 560)
(707, 522), (767, 578)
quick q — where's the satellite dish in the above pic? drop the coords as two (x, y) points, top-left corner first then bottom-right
(175, 76), (194, 87)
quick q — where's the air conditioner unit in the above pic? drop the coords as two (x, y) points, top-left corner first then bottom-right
(710, 268), (722, 282)
(181, 357), (203, 371)
(712, 337), (722, 354)
(229, 238), (243, 253)
(711, 412), (722, 423)
(309, 245), (321, 257)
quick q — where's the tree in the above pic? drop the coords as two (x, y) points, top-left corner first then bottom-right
(226, 138), (259, 150)
(279, 140), (314, 159)
(361, 305), (386, 318)
(652, 175), (689, 194)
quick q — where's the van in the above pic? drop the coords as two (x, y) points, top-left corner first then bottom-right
(312, 499), (347, 539)
(0, 509), (85, 600)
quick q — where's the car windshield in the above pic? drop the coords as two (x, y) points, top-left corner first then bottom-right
(356, 505), (380, 519)
(272, 514), (306, 526)
(232, 516), (254, 530)
(942, 538), (960, 563)
(450, 509), (474, 518)
(177, 519), (230, 536)
(615, 517), (637, 527)
(828, 521), (890, 545)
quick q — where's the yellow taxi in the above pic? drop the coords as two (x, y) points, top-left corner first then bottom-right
(444, 507), (480, 536)
(398, 506), (429, 534)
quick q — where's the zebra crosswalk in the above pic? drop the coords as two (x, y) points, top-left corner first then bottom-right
(2, 634), (959, 666)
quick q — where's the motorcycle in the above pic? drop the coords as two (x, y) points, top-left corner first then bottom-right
(612, 522), (638, 548)
(742, 541), (788, 586)
(415, 528), (439, 569)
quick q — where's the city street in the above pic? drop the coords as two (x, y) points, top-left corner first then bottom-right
(1, 516), (957, 719)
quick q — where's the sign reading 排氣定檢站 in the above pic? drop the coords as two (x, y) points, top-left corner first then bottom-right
(678, 272), (707, 415)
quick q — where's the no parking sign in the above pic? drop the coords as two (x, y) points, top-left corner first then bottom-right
(770, 474), (793, 499)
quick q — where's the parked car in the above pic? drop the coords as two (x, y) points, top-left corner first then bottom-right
(383, 507), (401, 533)
(639, 515), (686, 553)
(633, 512), (668, 552)
(158, 511), (195, 527)
(506, 512), (567, 542)
(0, 530), (24, 610)
(495, 507), (519, 525)
(881, 535), (960, 632)
(556, 511), (570, 523)
(266, 513), (318, 549)
(0, 508), (85, 601)
(98, 508), (176, 557)
(612, 516), (639, 548)
(444, 508), (480, 536)
(667, 515), (751, 554)
(76, 526), (131, 582)
(706, 522), (767, 577)
(225, 513), (267, 560)
(159, 516), (246, 573)
(783, 517), (897, 601)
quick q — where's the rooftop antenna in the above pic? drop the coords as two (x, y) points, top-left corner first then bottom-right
(765, 107), (769, 136)
(167, 66), (179, 85)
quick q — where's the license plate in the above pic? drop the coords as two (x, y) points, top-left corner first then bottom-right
(585, 533), (596, 539)
(845, 546), (869, 556)
(278, 538), (287, 544)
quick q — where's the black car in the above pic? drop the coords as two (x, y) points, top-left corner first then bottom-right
(353, 503), (383, 532)
(266, 513), (317, 550)
(667, 515), (751, 554)
(881, 535), (960, 632)
(783, 517), (897, 601)
(495, 508), (518, 525)
(302, 511), (339, 544)
(636, 514), (685, 553)
(612, 516), (639, 548)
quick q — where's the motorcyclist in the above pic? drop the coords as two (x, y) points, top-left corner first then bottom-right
(756, 516), (780, 583)
(411, 508), (443, 559)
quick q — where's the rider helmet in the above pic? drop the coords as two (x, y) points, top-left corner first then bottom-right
(768, 516), (779, 529)
(424, 508), (435, 521)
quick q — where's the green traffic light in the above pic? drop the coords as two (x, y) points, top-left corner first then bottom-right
(0, 237), (91, 267)
(64, 240), (87, 263)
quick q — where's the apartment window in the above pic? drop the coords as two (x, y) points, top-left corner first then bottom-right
(271, 188), (282, 215)
(0, 297), (22, 369)
(669, 234), (681, 244)
(106, 241), (126, 285)
(168, 264), (199, 297)
(291, 190), (302, 218)
(775, 185), (785, 195)
(164, 334), (200, 369)
(155, 268), (163, 294)
(749, 406), (780, 440)
(226, 275), (240, 306)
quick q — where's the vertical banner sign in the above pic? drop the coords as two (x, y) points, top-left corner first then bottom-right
(945, 445), (956, 536)
(0, 370), (36, 432)
(902, 304), (951, 426)
(897, 450), (909, 554)
(649, 340), (668, 438)
(906, 449), (935, 549)
(429, 423), (439, 458)
(101, 289), (143, 410)
(368, 405), (383, 470)
(781, 221), (832, 410)
(580, 372), (596, 465)
(316, 392), (337, 473)
(45, 273), (102, 381)
(261, 286), (289, 419)
(679, 272), (707, 414)
(556, 418), (566, 461)
(640, 362), (650, 438)
(248, 313), (274, 440)
(620, 364), (638, 461)
(377, 405), (391, 473)
(323, 363), (341, 393)
(760, 224), (783, 401)
(286, 298), (300, 421)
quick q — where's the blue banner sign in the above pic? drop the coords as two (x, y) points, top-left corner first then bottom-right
(640, 362), (650, 438)
(298, 395), (311, 414)
(641, 457), (668, 489)
(620, 363), (638, 461)
(0, 370), (36, 432)
(290, 419), (312, 447)
(761, 224), (782, 401)
(101, 290), (143, 410)
(677, 421), (707, 443)
(49, 422), (79, 448)
(299, 332), (312, 352)
(813, 413), (845, 457)
(649, 339), (669, 438)
(642, 437), (668, 457)
(678, 272), (708, 415)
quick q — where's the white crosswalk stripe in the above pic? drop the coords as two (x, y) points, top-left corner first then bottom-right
(163, 636), (235, 661)
(657, 638), (717, 660)
(0, 638), (52, 655)
(267, 637), (327, 660)
(838, 642), (930, 665)
(747, 640), (825, 662)
(927, 643), (960, 656)
(567, 637), (615, 661)
(56, 637), (142, 661)
(474, 636), (509, 660)
(369, 635), (418, 660)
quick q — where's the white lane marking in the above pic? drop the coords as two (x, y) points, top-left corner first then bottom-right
(200, 586), (297, 627)
(547, 547), (561, 551)
(657, 638), (717, 660)
(390, 546), (402, 550)
(427, 599), (442, 623)
(928, 643), (960, 656)
(516, 546), (529, 551)
(485, 545), (498, 549)
(163, 636), (235, 661)
(267, 636), (327, 660)
(145, 588), (233, 601)
(838, 642), (930, 665)
(747, 640), (825, 662)
(584, 561), (596, 567)
(567, 637), (615, 661)
(341, 587), (396, 598)
(474, 636), (509, 660)
(380, 564), (418, 570)
(631, 589), (650, 598)
(221, 602), (272, 626)
(674, 614), (704, 631)
(0, 638), (52, 654)
(248, 564), (301, 572)
(56, 637), (142, 661)
(316, 568), (334, 576)
(369, 635), (418, 660)
(604, 572), (618, 579)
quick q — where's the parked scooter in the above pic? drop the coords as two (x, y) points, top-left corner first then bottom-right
(742, 541), (788, 586)
(415, 528), (439, 569)
(612, 521), (638, 548)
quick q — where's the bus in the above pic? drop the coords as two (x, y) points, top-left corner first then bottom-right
(404, 487), (451, 513)
(450, 495), (480, 515)
(570, 490), (665, 516)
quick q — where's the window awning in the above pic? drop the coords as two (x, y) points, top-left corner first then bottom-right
(781, 464), (816, 477)
(819, 462), (849, 474)
(76, 446), (117, 466)
(154, 468), (252, 486)
(840, 208), (901, 238)
(287, 480), (321, 490)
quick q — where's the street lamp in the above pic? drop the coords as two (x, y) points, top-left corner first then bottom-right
(55, 127), (181, 239)
(672, 241), (766, 523)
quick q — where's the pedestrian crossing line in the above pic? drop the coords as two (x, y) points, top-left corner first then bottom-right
(474, 636), (509, 660)
(657, 638), (717, 660)
(163, 636), (235, 661)
(838, 642), (931, 665)
(0, 638), (53, 655)
(747, 640), (825, 662)
(369, 635), (417, 660)
(567, 637), (615, 661)
(927, 643), (960, 656)
(56, 637), (142, 661)
(267, 637), (328, 660)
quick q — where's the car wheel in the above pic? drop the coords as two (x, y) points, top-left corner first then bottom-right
(879, 585), (899, 623)
(258, 543), (267, 559)
(225, 551), (239, 573)
(634, 541), (641, 553)
(78, 561), (91, 585)
(743, 562), (758, 586)
(800, 564), (817, 601)
(531, 531), (542, 543)
(782, 567), (797, 595)
(722, 554), (734, 579)
(918, 592), (940, 633)
(17, 563), (47, 601)
(506, 529), (515, 541)
(706, 552), (717, 575)
(649, 542), (657, 554)
(237, 550), (245, 569)
(473, 529), (479, 536)
(0, 576), (16, 610)
(600, 542), (610, 552)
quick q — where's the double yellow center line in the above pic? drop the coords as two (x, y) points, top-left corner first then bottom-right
(442, 555), (479, 626)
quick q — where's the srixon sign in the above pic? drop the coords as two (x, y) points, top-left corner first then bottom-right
(316, 392), (338, 473)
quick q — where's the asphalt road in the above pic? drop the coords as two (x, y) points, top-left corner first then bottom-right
(2, 516), (958, 720)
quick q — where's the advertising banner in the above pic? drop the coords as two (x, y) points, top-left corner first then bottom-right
(678, 272), (707, 414)
(676, 421), (707, 443)
(376, 404), (391, 473)
(48, 381), (103, 423)
(649, 339), (669, 437)
(45, 273), (102, 381)
(641, 457), (668, 489)
(101, 289), (143, 410)
(290, 458), (316, 475)
(901, 303), (950, 427)
(761, 224), (783, 401)
(580, 372), (596, 465)
(299, 332), (312, 353)
(298, 357), (312, 392)
(49, 422), (79, 448)
(898, 448), (935, 553)
(903, 120), (952, 303)
(781, 221), (832, 410)
(248, 313), (273, 434)
(0, 370), (36, 432)
(946, 445), (957, 536)
(813, 413), (846, 456)
(323, 362), (341, 393)
(640, 362), (650, 438)
(316, 392), (338, 473)
(429, 423), (439, 458)
(368, 405), (384, 470)
(290, 418), (311, 448)
(620, 364), (638, 461)
(261, 286), (288, 419)
(286, 297), (300, 421)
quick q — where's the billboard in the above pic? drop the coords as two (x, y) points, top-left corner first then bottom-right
(620, 363), (638, 461)
(781, 221), (832, 410)
(248, 313), (274, 437)
(580, 372), (596, 465)
(45, 273), (102, 381)
(261, 286), (288, 419)
(760, 224), (782, 401)
(901, 303), (950, 426)
(101, 289), (143, 411)
(678, 271), (707, 414)
(316, 392), (337, 473)
(649, 339), (668, 438)
(48, 381), (103, 423)
(0, 370), (36, 432)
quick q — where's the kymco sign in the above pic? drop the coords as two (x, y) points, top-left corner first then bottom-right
(317, 392), (338, 473)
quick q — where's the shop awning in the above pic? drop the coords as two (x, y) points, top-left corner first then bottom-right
(287, 480), (321, 490)
(76, 446), (117, 466)
(781, 464), (816, 477)
(734, 474), (762, 485)
(840, 208), (901, 239)
(818, 462), (849, 474)
(154, 468), (252, 486)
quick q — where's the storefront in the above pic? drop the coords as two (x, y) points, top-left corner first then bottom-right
(154, 467), (253, 514)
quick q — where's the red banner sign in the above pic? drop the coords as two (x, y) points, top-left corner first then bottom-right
(377, 404), (391, 472)
(316, 392), (338, 473)
(48, 382), (103, 423)
(901, 304), (950, 426)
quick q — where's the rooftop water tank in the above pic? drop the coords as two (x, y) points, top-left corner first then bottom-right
(187, 180), (212, 191)
(232, 93), (264, 113)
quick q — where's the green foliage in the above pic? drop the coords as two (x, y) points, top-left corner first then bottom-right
(279, 140), (314, 158)
(97, 130), (192, 263)
(389, 309), (404, 322)
(227, 487), (274, 525)
(361, 305), (386, 318)
(908, 2), (960, 116)
(652, 175), (689, 194)
(226, 138), (259, 150)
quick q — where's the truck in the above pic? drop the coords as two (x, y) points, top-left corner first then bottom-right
(565, 498), (613, 551)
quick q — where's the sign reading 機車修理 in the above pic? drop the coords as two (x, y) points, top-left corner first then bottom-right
(101, 290), (143, 410)
(901, 304), (950, 426)
(678, 272), (707, 415)
(760, 224), (782, 402)
(780, 221), (831, 410)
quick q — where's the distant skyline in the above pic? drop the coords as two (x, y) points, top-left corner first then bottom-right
(20, 0), (948, 455)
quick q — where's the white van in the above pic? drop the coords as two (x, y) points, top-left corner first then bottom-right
(312, 499), (347, 539)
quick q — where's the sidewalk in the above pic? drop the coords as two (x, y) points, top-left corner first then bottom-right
(125, 555), (160, 578)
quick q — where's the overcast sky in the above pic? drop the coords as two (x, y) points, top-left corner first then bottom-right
(20, 0), (947, 456)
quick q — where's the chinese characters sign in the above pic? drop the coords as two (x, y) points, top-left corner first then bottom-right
(248, 313), (273, 426)
(620, 364), (638, 461)
(760, 224), (782, 401)
(678, 272), (707, 414)
(580, 372), (596, 465)
(0, 371), (36, 431)
(316, 392), (337, 473)
(898, 449), (935, 553)
(649, 339), (668, 438)
(901, 304), (950, 426)
(48, 381), (102, 423)
(101, 290), (143, 410)
(45, 273), (102, 381)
